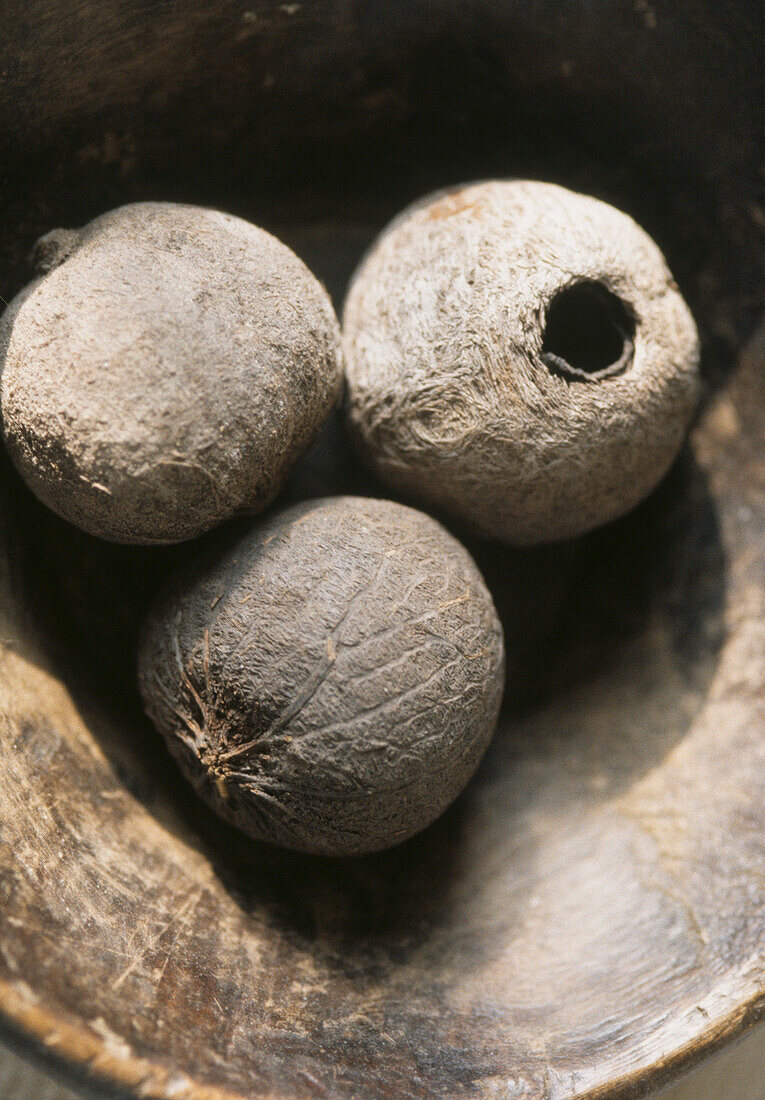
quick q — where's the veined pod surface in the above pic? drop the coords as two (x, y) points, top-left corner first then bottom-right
(138, 496), (505, 856)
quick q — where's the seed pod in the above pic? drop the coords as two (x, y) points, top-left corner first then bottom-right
(343, 180), (700, 545)
(0, 202), (342, 544)
(138, 496), (504, 856)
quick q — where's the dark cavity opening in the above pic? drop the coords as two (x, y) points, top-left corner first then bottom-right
(541, 281), (635, 382)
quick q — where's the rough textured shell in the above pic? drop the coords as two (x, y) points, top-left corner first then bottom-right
(0, 202), (342, 543)
(343, 180), (700, 544)
(138, 495), (505, 856)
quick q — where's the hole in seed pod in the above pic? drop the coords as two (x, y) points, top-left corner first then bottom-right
(541, 281), (635, 382)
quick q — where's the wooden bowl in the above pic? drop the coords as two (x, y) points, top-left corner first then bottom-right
(0, 3), (762, 1097)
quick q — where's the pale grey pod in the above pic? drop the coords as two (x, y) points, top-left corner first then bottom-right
(343, 180), (701, 545)
(138, 496), (505, 856)
(0, 202), (342, 544)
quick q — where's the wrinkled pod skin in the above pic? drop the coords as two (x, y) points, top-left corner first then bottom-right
(0, 202), (342, 544)
(138, 496), (505, 856)
(343, 180), (700, 545)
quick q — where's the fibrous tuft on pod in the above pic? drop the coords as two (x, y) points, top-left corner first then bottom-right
(138, 496), (504, 856)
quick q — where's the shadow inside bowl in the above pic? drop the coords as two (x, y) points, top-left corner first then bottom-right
(6, 386), (727, 953)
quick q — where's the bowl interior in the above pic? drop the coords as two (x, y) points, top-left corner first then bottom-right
(0, 4), (763, 1098)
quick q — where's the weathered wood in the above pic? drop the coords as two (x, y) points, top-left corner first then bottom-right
(0, 2), (762, 1097)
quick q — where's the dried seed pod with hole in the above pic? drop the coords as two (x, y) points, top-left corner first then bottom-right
(137, 496), (505, 856)
(0, 202), (342, 544)
(343, 179), (701, 545)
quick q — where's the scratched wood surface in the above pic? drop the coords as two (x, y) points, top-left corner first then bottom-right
(5, 1021), (765, 1100)
(0, 2), (763, 1098)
